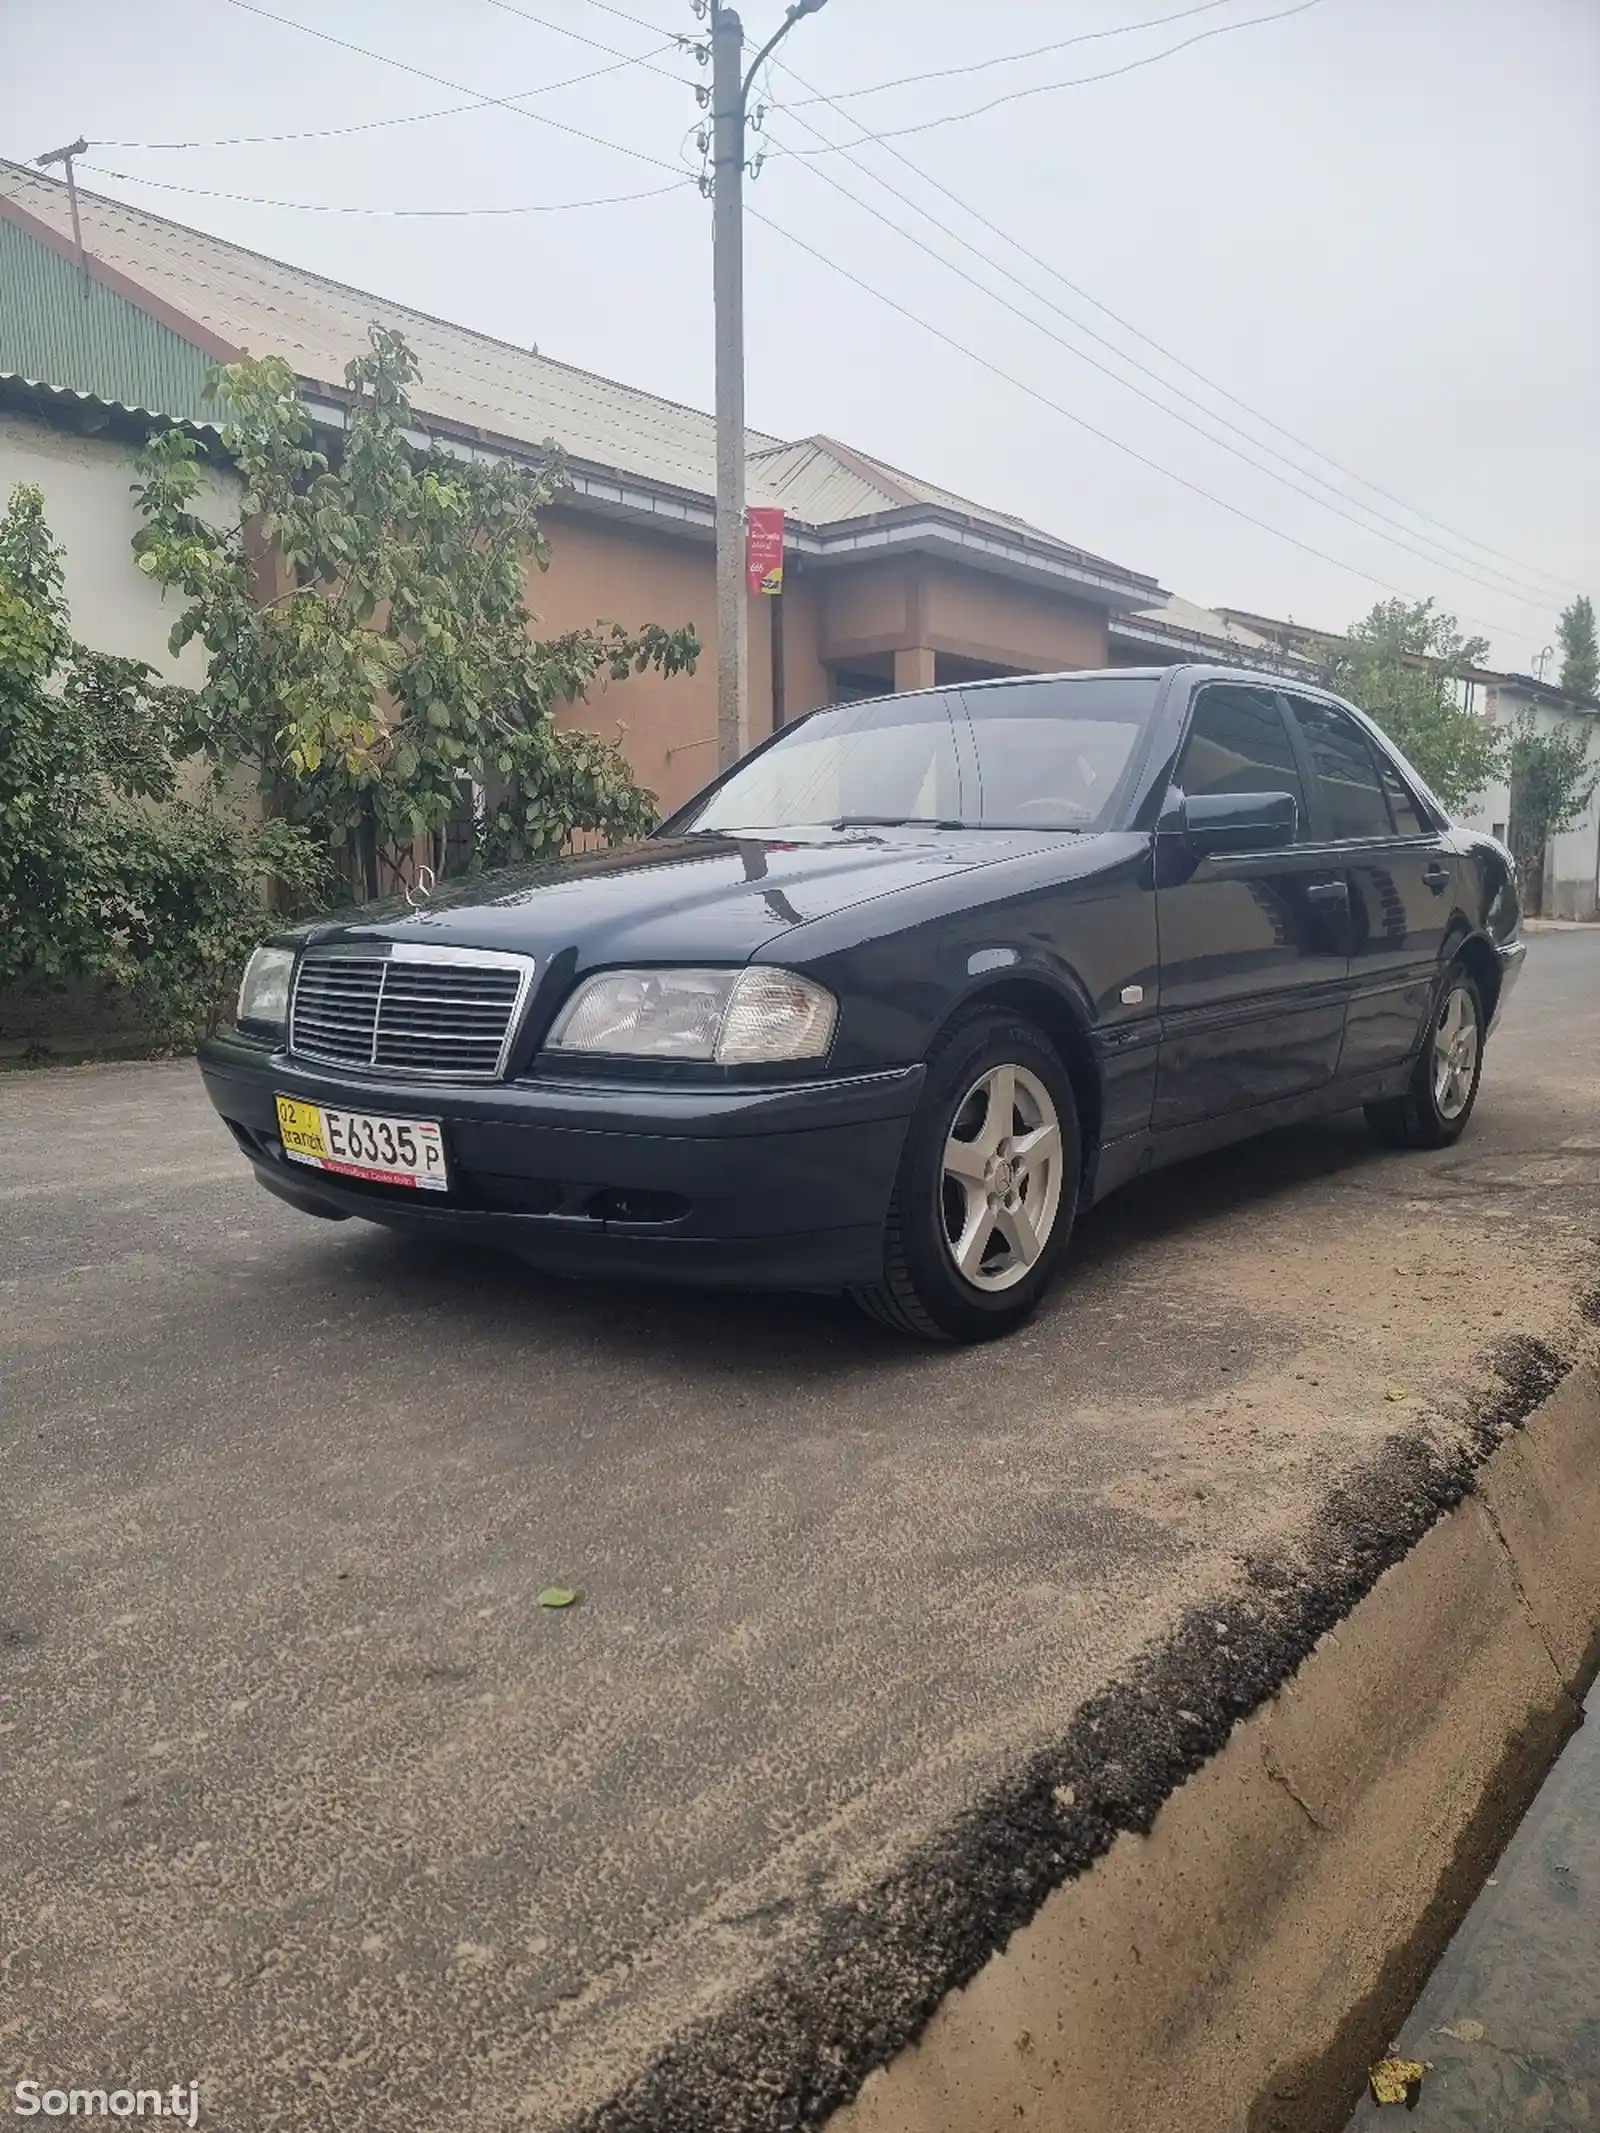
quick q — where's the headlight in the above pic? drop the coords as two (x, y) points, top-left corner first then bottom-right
(237, 945), (295, 1033)
(549, 967), (837, 1065)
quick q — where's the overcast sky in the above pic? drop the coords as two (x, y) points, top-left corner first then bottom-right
(3, 0), (1596, 672)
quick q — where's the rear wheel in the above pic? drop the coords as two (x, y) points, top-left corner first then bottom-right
(1364, 962), (1486, 1149)
(852, 1012), (1080, 1342)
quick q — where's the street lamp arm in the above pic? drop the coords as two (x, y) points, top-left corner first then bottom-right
(742, 1), (828, 107)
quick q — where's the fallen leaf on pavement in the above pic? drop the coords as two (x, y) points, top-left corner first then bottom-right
(1438, 2020), (1484, 2043)
(1369, 2057), (1429, 2107)
(537, 1587), (580, 1609)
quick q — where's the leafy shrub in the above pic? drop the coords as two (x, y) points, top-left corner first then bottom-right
(132, 329), (698, 890)
(0, 485), (323, 1043)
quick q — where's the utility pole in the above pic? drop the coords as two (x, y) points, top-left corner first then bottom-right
(705, 0), (829, 770)
(710, 5), (748, 774)
(35, 138), (91, 291)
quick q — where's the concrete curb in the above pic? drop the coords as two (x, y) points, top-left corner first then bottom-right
(830, 1358), (1600, 2133)
(564, 1338), (1596, 2133)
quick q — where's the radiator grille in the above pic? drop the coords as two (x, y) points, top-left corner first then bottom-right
(289, 948), (533, 1081)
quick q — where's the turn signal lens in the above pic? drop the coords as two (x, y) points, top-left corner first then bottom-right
(716, 968), (837, 1063)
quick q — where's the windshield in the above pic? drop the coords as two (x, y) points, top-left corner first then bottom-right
(674, 675), (1162, 835)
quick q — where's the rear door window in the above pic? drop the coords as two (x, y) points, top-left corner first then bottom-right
(1177, 684), (1308, 833)
(1286, 697), (1394, 841)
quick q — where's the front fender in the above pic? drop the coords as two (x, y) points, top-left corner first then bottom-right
(778, 840), (1156, 1078)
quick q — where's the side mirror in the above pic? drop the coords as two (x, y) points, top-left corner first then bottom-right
(1183, 790), (1297, 855)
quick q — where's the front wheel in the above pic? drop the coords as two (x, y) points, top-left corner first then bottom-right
(852, 1012), (1080, 1342)
(1364, 963), (1486, 1150)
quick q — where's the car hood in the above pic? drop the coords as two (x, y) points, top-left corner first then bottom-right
(295, 830), (1066, 969)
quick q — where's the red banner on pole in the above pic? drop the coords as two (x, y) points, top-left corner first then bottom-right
(746, 506), (786, 596)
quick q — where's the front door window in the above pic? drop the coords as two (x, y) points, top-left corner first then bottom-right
(1178, 684), (1308, 831)
(1286, 698), (1392, 842)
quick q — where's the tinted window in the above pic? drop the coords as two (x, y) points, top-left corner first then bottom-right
(1376, 756), (1429, 837)
(1177, 685), (1306, 831)
(677, 676), (1161, 834)
(1288, 698), (1393, 841)
(964, 676), (1156, 830)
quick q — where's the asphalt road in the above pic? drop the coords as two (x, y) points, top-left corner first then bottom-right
(3, 932), (1598, 2132)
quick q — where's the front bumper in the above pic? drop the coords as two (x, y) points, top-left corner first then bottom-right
(197, 1033), (923, 1290)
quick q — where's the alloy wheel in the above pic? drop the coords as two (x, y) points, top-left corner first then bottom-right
(940, 1062), (1065, 1293)
(1432, 983), (1481, 1121)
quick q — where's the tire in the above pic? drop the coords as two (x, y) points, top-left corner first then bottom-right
(1364, 962), (1486, 1150)
(852, 1011), (1081, 1343)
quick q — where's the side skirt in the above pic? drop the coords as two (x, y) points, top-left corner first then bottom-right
(1087, 1055), (1417, 1207)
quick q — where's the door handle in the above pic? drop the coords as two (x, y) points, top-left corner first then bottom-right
(1306, 880), (1349, 906)
(1422, 863), (1450, 893)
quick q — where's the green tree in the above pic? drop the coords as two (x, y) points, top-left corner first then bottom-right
(1556, 594), (1598, 702)
(1314, 598), (1500, 812)
(1507, 712), (1599, 913)
(0, 485), (322, 1039)
(131, 328), (697, 894)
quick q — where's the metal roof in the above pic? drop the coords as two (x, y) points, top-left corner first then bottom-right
(748, 438), (900, 526)
(0, 161), (1158, 597)
(746, 433), (1133, 578)
(1463, 666), (1599, 710)
(0, 211), (222, 429)
(1110, 594), (1313, 673)
(1, 163), (785, 494)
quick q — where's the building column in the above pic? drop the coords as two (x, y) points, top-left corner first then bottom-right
(894, 644), (937, 692)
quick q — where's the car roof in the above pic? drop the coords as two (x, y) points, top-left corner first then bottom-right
(955, 664), (1299, 692)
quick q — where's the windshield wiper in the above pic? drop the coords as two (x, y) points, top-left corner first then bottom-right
(830, 815), (967, 830)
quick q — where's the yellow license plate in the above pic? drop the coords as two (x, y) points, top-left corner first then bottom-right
(274, 1096), (448, 1192)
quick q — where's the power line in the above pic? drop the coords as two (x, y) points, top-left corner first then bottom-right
(482, 0), (692, 83)
(144, 0), (1577, 605)
(217, 0), (684, 174)
(772, 1), (1331, 156)
(764, 113), (1561, 610)
(77, 162), (688, 216)
(785, 0), (1244, 106)
(745, 201), (1528, 642)
(771, 58), (1582, 604)
(95, 45), (684, 151)
(576, 0), (684, 38)
(39, 0), (1563, 641)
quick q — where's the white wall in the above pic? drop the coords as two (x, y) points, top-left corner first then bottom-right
(0, 408), (241, 682)
(1460, 682), (1600, 918)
